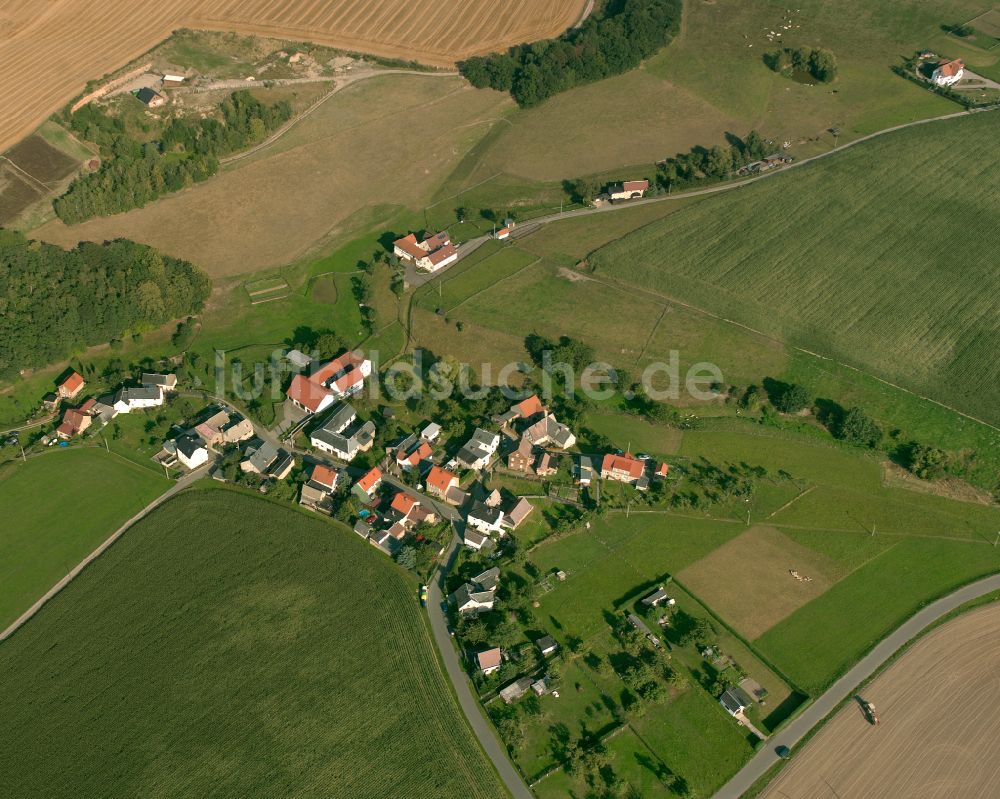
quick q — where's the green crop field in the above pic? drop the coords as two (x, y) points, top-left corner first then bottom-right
(0, 448), (167, 630)
(591, 112), (1000, 424)
(0, 488), (506, 799)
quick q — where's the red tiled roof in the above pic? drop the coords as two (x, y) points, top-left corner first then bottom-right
(601, 453), (645, 479)
(623, 180), (649, 192)
(59, 371), (84, 393)
(78, 398), (96, 412)
(311, 464), (338, 490)
(656, 462), (670, 477)
(357, 467), (382, 493)
(477, 647), (502, 670)
(937, 58), (964, 77)
(401, 441), (432, 466)
(516, 394), (545, 418)
(427, 465), (457, 494)
(286, 374), (330, 412)
(391, 492), (420, 517)
(426, 242), (456, 266)
(393, 233), (425, 260)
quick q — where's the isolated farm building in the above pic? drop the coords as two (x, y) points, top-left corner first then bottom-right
(421, 422), (442, 442)
(719, 686), (755, 717)
(501, 497), (534, 530)
(55, 407), (92, 439)
(57, 370), (86, 399)
(641, 587), (675, 608)
(499, 677), (534, 704)
(601, 453), (647, 488)
(286, 351), (372, 413)
(395, 434), (433, 472)
(112, 385), (163, 414)
(467, 500), (504, 535)
(476, 647), (502, 675)
(141, 373), (177, 392)
(536, 635), (559, 657)
(161, 73), (185, 85)
(523, 414), (576, 450)
(426, 465), (459, 500)
(609, 179), (649, 200)
(494, 227), (511, 240)
(456, 428), (500, 470)
(136, 87), (166, 108)
(932, 58), (965, 86)
(175, 434), (209, 470)
(392, 231), (458, 272)
(353, 466), (383, 502)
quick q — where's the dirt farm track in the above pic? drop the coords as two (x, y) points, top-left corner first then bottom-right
(0, 0), (585, 153)
(762, 602), (1000, 799)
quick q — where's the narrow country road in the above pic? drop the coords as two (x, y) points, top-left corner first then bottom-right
(0, 464), (208, 643)
(427, 534), (534, 799)
(713, 571), (1000, 798)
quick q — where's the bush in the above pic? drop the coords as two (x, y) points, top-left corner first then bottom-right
(835, 407), (882, 448)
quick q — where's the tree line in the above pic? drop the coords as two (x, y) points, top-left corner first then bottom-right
(55, 91), (292, 223)
(460, 0), (683, 106)
(0, 230), (210, 379)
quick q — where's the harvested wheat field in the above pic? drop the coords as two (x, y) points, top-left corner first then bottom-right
(0, 0), (584, 153)
(763, 602), (1000, 799)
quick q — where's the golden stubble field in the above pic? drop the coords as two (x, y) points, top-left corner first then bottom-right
(34, 74), (512, 276)
(762, 602), (1000, 799)
(0, 0), (584, 154)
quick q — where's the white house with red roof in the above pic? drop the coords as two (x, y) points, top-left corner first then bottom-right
(57, 371), (85, 399)
(425, 465), (459, 500)
(609, 179), (649, 200)
(393, 231), (458, 272)
(352, 466), (382, 502)
(395, 435), (433, 472)
(286, 350), (371, 414)
(932, 58), (964, 86)
(601, 452), (649, 489)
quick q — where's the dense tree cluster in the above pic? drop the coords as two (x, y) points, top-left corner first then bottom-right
(0, 230), (210, 379)
(55, 91), (292, 223)
(460, 0), (683, 106)
(766, 46), (838, 82)
(657, 129), (770, 189)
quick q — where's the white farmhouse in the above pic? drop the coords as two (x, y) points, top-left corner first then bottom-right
(931, 58), (964, 86)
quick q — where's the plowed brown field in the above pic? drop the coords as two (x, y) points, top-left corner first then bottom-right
(0, 0), (584, 153)
(762, 602), (1000, 799)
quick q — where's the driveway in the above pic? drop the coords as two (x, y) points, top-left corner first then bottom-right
(426, 534), (534, 799)
(713, 571), (1000, 798)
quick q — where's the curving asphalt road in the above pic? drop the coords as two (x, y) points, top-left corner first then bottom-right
(713, 571), (1000, 799)
(426, 534), (534, 799)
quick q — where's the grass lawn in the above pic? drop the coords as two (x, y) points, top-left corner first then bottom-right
(0, 487), (507, 799)
(0, 448), (167, 630)
(755, 536), (1000, 694)
(591, 111), (1000, 425)
(584, 411), (683, 456)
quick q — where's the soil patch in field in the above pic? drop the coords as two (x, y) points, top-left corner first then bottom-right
(678, 524), (841, 639)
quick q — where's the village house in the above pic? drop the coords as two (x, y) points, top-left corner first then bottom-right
(655, 462), (670, 479)
(451, 567), (500, 613)
(286, 351), (372, 414)
(497, 394), (547, 427)
(508, 437), (534, 474)
(535, 452), (557, 477)
(395, 434), (433, 472)
(141, 373), (177, 392)
(523, 413), (576, 450)
(425, 465), (459, 501)
(175, 434), (209, 470)
(421, 422), (442, 442)
(387, 492), (437, 540)
(299, 464), (341, 514)
(932, 57), (965, 86)
(241, 438), (294, 479)
(609, 179), (649, 200)
(601, 452), (649, 489)
(719, 685), (755, 717)
(456, 428), (500, 471)
(476, 647), (502, 676)
(55, 404), (93, 439)
(641, 587), (675, 608)
(499, 677), (534, 704)
(136, 87), (166, 108)
(576, 455), (596, 486)
(392, 231), (458, 272)
(466, 500), (505, 536)
(57, 371), (86, 400)
(500, 497), (534, 531)
(463, 528), (490, 550)
(352, 466), (382, 503)
(112, 385), (163, 414)
(310, 403), (375, 461)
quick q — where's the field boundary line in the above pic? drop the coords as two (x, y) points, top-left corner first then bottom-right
(446, 255), (542, 312)
(766, 485), (817, 519)
(0, 468), (207, 643)
(0, 156), (50, 193)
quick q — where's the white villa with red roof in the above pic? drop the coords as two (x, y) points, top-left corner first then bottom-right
(393, 231), (458, 272)
(286, 350), (371, 414)
(601, 452), (649, 489)
(57, 370), (86, 400)
(931, 58), (964, 87)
